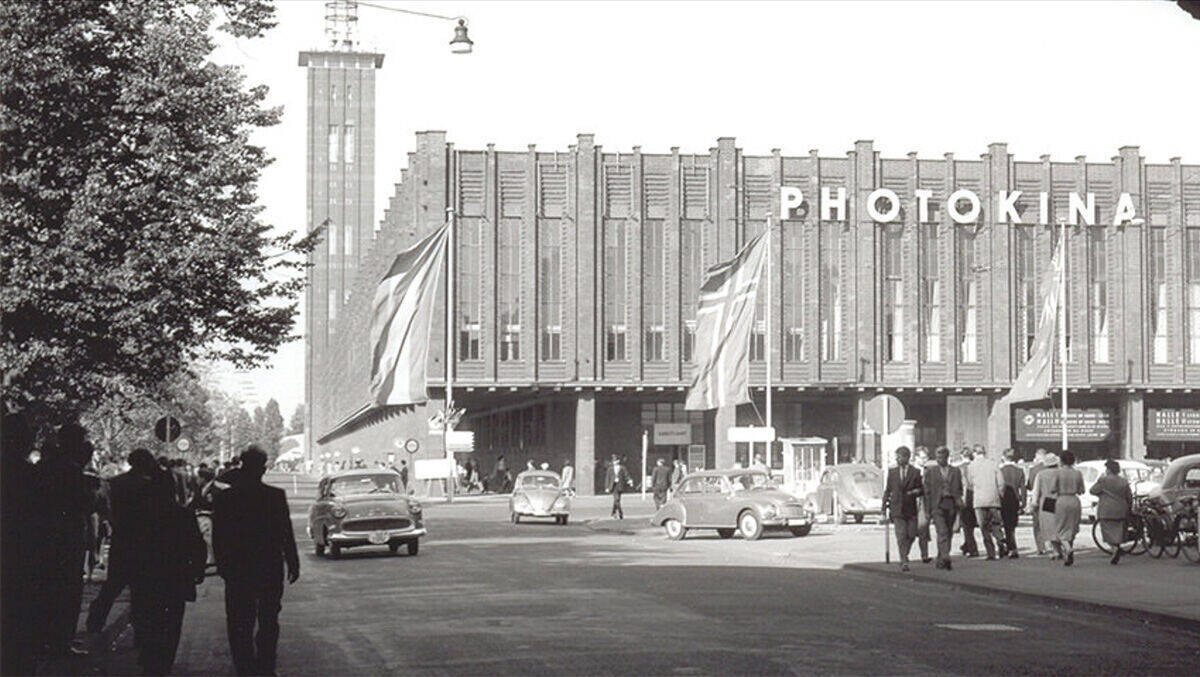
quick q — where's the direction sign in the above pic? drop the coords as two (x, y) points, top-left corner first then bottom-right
(728, 426), (776, 443)
(154, 415), (182, 443)
(863, 394), (904, 435)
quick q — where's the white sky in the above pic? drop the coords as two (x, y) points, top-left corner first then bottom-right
(209, 0), (1200, 418)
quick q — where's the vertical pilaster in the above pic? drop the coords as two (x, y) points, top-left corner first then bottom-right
(715, 404), (736, 469)
(668, 147), (682, 383)
(1120, 392), (1146, 460)
(574, 394), (596, 495)
(987, 396), (1012, 453)
(852, 141), (874, 382)
(716, 137), (738, 258)
(575, 134), (598, 381)
(988, 143), (1012, 383)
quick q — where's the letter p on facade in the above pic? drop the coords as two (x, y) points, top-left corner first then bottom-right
(780, 186), (803, 220)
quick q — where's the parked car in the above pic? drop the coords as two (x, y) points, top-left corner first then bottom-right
(307, 469), (425, 558)
(651, 469), (812, 541)
(805, 463), (884, 524)
(509, 470), (571, 525)
(1077, 459), (1160, 522)
(1147, 453), (1200, 513)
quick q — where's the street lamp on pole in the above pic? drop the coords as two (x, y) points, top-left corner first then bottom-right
(351, 1), (475, 54)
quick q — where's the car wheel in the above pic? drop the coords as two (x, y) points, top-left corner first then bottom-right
(738, 510), (763, 541)
(716, 528), (735, 539)
(329, 543), (341, 559)
(406, 540), (419, 556)
(854, 514), (864, 524)
(789, 525), (812, 537)
(664, 518), (687, 541)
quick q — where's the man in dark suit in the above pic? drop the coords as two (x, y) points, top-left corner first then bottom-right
(999, 448), (1026, 559)
(650, 459), (672, 510)
(604, 455), (632, 519)
(213, 447), (300, 676)
(882, 446), (924, 571)
(923, 446), (964, 570)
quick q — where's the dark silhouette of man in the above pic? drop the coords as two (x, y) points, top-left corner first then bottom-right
(213, 447), (299, 676)
(604, 456), (632, 519)
(2, 412), (40, 674)
(650, 458), (672, 510)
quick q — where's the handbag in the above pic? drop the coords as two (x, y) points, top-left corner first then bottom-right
(1041, 496), (1057, 513)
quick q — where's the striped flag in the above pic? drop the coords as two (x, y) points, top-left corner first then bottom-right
(685, 232), (768, 411)
(1001, 240), (1064, 404)
(369, 224), (449, 406)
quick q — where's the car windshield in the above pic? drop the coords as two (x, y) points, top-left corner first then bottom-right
(520, 474), (560, 490)
(729, 472), (772, 491)
(1080, 467), (1101, 485)
(851, 470), (883, 499)
(330, 474), (400, 497)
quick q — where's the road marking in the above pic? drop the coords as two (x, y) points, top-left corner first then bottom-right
(935, 623), (1023, 632)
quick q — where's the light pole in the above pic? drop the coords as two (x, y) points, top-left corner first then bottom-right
(351, 1), (475, 54)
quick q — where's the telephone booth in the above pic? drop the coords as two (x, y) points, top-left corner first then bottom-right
(779, 437), (828, 498)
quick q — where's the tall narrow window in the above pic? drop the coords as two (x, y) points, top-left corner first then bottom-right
(327, 288), (337, 323)
(459, 220), (482, 361)
(498, 221), (521, 361)
(820, 223), (843, 361)
(1088, 227), (1109, 363)
(605, 222), (627, 361)
(783, 221), (804, 362)
(343, 124), (355, 164)
(1187, 228), (1200, 364)
(921, 224), (942, 362)
(681, 220), (703, 363)
(327, 126), (339, 166)
(1014, 226), (1036, 363)
(883, 224), (904, 362)
(1150, 228), (1168, 364)
(956, 227), (979, 363)
(327, 221), (337, 256)
(642, 220), (665, 361)
(539, 222), (562, 361)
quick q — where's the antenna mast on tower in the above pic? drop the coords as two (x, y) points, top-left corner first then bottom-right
(325, 0), (359, 51)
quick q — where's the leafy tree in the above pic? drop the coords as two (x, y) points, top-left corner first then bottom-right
(0, 0), (318, 430)
(252, 397), (285, 458)
(287, 403), (305, 435)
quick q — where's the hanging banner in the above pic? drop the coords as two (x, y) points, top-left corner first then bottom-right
(1013, 408), (1112, 442)
(1147, 409), (1200, 441)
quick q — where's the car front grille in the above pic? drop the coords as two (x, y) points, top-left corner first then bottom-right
(343, 517), (412, 532)
(780, 504), (808, 518)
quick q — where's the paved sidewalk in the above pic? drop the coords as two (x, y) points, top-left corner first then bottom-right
(36, 572), (133, 676)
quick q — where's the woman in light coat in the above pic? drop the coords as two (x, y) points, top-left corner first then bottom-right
(1051, 450), (1086, 566)
(1029, 453), (1060, 558)
(1090, 459), (1133, 564)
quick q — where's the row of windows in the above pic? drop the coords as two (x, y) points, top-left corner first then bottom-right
(451, 221), (1200, 366)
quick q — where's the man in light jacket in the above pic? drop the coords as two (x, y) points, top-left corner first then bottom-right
(965, 445), (1007, 560)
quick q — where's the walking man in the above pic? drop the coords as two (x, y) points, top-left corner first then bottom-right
(650, 459), (672, 510)
(881, 446), (923, 572)
(956, 447), (979, 557)
(213, 447), (300, 676)
(966, 445), (1007, 560)
(670, 459), (685, 493)
(1026, 448), (1048, 555)
(999, 448), (1025, 558)
(605, 455), (632, 519)
(922, 446), (963, 570)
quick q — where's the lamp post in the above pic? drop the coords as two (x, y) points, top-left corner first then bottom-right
(353, 1), (475, 54)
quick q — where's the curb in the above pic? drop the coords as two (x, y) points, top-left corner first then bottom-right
(843, 562), (1200, 634)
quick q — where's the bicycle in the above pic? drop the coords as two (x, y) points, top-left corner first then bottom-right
(1138, 498), (1179, 559)
(1174, 496), (1199, 564)
(1091, 508), (1146, 556)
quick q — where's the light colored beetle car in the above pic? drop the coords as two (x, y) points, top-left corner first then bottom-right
(652, 469), (813, 541)
(307, 470), (425, 558)
(509, 470), (571, 525)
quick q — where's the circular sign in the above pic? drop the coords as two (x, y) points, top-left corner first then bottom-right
(404, 439), (420, 454)
(175, 437), (191, 452)
(863, 394), (904, 435)
(154, 415), (182, 443)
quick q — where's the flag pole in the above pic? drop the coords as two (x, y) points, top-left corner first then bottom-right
(445, 207), (456, 504)
(765, 216), (773, 469)
(1058, 221), (1068, 454)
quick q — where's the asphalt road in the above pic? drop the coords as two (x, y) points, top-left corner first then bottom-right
(137, 475), (1200, 675)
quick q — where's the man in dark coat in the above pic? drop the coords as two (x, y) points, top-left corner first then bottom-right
(604, 456), (632, 519)
(650, 458), (672, 510)
(923, 446), (964, 570)
(213, 447), (300, 676)
(881, 446), (924, 571)
(2, 413), (39, 674)
(999, 448), (1026, 559)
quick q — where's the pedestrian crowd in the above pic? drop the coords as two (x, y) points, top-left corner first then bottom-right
(883, 442), (1137, 571)
(1, 412), (299, 676)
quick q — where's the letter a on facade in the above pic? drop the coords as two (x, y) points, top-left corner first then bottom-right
(685, 232), (768, 411)
(369, 223), (449, 406)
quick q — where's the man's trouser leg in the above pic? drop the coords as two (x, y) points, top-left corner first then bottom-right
(224, 578), (259, 675)
(933, 508), (954, 565)
(254, 580), (284, 675)
(976, 507), (1004, 556)
(892, 516), (916, 564)
(1002, 510), (1018, 554)
(1031, 511), (1044, 552)
(612, 491), (622, 518)
(916, 520), (930, 560)
(86, 567), (128, 633)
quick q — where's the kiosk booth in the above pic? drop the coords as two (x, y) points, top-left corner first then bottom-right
(778, 437), (828, 498)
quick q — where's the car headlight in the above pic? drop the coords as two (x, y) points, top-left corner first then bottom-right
(514, 495), (530, 508)
(552, 497), (568, 509)
(762, 504), (778, 519)
(331, 505), (347, 519)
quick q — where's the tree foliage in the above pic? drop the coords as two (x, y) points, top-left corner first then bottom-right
(252, 397), (285, 458)
(0, 0), (317, 428)
(287, 402), (305, 435)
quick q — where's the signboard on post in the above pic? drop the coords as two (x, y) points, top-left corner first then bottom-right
(728, 426), (776, 443)
(653, 423), (692, 445)
(154, 415), (182, 443)
(446, 430), (474, 452)
(413, 458), (455, 480)
(863, 395), (904, 436)
(1013, 408), (1112, 442)
(1147, 409), (1200, 441)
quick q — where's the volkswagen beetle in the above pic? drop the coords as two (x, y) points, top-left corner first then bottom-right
(651, 469), (812, 540)
(509, 470), (571, 525)
(804, 463), (884, 524)
(308, 469), (425, 557)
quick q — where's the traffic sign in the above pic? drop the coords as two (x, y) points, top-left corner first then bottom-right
(728, 426), (776, 443)
(154, 415), (182, 443)
(404, 438), (420, 454)
(175, 437), (191, 452)
(863, 395), (904, 435)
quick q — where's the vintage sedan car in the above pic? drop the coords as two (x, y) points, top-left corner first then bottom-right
(805, 463), (884, 523)
(1147, 453), (1200, 513)
(307, 470), (425, 558)
(509, 470), (571, 524)
(651, 469), (812, 540)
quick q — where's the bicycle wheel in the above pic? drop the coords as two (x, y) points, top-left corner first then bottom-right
(1092, 520), (1114, 554)
(1176, 513), (1200, 564)
(1145, 515), (1173, 558)
(1122, 515), (1147, 556)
